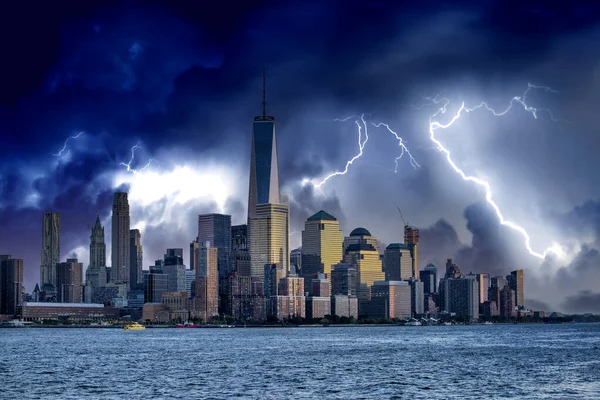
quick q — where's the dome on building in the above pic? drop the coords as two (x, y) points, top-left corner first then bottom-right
(350, 227), (371, 237)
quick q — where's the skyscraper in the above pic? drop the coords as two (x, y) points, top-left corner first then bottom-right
(509, 269), (524, 308)
(343, 228), (384, 299)
(56, 258), (83, 303)
(129, 229), (143, 291)
(247, 71), (289, 279)
(420, 263), (438, 294)
(247, 69), (280, 221)
(249, 203), (290, 278)
(85, 216), (107, 302)
(475, 273), (490, 304)
(41, 212), (60, 291)
(190, 239), (199, 271)
(111, 192), (130, 284)
(197, 213), (231, 278)
(383, 243), (413, 281)
(0, 255), (23, 316)
(301, 210), (343, 293)
(404, 225), (420, 279)
(195, 242), (219, 321)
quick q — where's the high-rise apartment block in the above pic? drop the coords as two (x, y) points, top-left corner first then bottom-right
(111, 192), (130, 284)
(508, 269), (524, 308)
(330, 263), (358, 297)
(343, 228), (384, 299)
(41, 212), (60, 291)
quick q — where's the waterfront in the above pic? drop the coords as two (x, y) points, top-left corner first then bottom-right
(1, 324), (599, 399)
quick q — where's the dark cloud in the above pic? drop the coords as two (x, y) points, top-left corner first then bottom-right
(561, 291), (600, 314)
(1, 0), (600, 301)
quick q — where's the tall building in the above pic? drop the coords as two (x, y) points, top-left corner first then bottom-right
(383, 243), (413, 281)
(411, 280), (424, 317)
(0, 255), (23, 316)
(41, 212), (60, 291)
(509, 269), (524, 308)
(330, 263), (358, 297)
(247, 70), (280, 222)
(129, 229), (143, 291)
(476, 273), (490, 304)
(56, 258), (83, 303)
(343, 228), (384, 298)
(264, 263), (286, 297)
(445, 258), (462, 279)
(231, 225), (248, 251)
(85, 216), (107, 302)
(403, 225), (420, 279)
(500, 285), (516, 318)
(249, 203), (290, 278)
(343, 227), (379, 255)
(162, 249), (186, 292)
(197, 213), (231, 278)
(301, 210), (343, 293)
(189, 239), (199, 271)
(111, 192), (130, 284)
(195, 242), (219, 321)
(439, 277), (479, 319)
(365, 281), (412, 319)
(290, 247), (302, 274)
(420, 263), (437, 294)
(144, 272), (168, 303)
(219, 274), (267, 321)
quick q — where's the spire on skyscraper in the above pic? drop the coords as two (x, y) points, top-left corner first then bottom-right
(262, 65), (267, 119)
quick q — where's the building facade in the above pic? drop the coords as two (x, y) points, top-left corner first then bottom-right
(41, 212), (60, 291)
(383, 243), (413, 281)
(111, 192), (130, 284)
(197, 213), (232, 278)
(0, 255), (23, 316)
(56, 258), (83, 303)
(85, 216), (107, 303)
(194, 243), (219, 321)
(129, 229), (143, 291)
(249, 203), (290, 278)
(301, 210), (343, 292)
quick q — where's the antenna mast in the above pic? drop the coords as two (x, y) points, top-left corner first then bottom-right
(262, 65), (266, 118)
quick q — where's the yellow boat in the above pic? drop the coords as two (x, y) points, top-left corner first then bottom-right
(123, 322), (145, 331)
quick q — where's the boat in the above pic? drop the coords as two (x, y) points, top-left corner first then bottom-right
(123, 322), (146, 331)
(405, 319), (422, 326)
(176, 322), (200, 328)
(483, 321), (493, 325)
(442, 322), (452, 326)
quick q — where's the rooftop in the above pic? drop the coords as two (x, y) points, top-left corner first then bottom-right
(350, 227), (371, 237)
(386, 243), (410, 250)
(345, 243), (377, 253)
(22, 302), (105, 308)
(307, 210), (337, 222)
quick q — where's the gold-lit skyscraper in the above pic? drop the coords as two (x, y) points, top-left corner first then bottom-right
(343, 228), (384, 298)
(249, 203), (289, 278)
(509, 269), (524, 308)
(111, 192), (130, 284)
(301, 210), (343, 292)
(195, 242), (219, 321)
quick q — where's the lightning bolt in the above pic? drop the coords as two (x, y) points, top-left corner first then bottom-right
(120, 143), (156, 174)
(371, 122), (420, 171)
(315, 114), (370, 188)
(429, 83), (562, 259)
(52, 132), (84, 157)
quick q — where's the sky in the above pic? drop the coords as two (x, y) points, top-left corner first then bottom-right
(1, 1), (600, 313)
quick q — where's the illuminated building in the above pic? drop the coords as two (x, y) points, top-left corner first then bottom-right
(249, 203), (290, 278)
(383, 243), (413, 281)
(475, 273), (490, 304)
(363, 281), (412, 319)
(41, 212), (60, 291)
(331, 295), (358, 319)
(194, 242), (219, 321)
(111, 192), (130, 284)
(301, 210), (343, 293)
(343, 228), (384, 297)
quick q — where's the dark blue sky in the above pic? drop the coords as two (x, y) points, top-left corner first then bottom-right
(2, 1), (600, 312)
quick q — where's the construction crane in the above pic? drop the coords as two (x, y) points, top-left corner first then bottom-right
(396, 206), (408, 227)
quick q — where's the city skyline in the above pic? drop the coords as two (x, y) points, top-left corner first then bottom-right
(2, 2), (600, 315)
